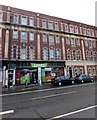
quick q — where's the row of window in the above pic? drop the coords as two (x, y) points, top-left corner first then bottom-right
(12, 30), (97, 48)
(0, 12), (97, 37)
(12, 46), (61, 60)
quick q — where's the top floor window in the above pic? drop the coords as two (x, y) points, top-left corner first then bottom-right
(65, 24), (68, 32)
(80, 27), (82, 34)
(48, 22), (53, 29)
(30, 18), (34, 26)
(55, 23), (59, 31)
(75, 26), (78, 34)
(87, 29), (90, 36)
(70, 25), (74, 33)
(83, 28), (86, 35)
(21, 17), (27, 25)
(0, 13), (2, 21)
(42, 21), (46, 28)
(14, 15), (18, 24)
(91, 30), (94, 37)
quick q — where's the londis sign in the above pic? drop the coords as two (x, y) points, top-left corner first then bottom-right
(31, 63), (47, 68)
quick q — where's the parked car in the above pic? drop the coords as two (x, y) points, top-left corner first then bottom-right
(75, 74), (94, 83)
(51, 76), (75, 86)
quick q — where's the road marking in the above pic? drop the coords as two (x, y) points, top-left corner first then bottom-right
(1, 82), (95, 97)
(0, 110), (14, 116)
(47, 105), (97, 120)
(31, 91), (76, 100)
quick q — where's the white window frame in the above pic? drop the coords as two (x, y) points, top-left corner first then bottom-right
(55, 23), (59, 31)
(29, 47), (34, 60)
(43, 48), (47, 60)
(42, 21), (46, 29)
(30, 18), (34, 26)
(21, 31), (27, 40)
(70, 25), (74, 33)
(21, 46), (26, 59)
(48, 22), (53, 29)
(50, 49), (54, 60)
(43, 33), (47, 43)
(56, 49), (60, 60)
(75, 26), (78, 34)
(21, 16), (27, 25)
(13, 30), (18, 40)
(65, 24), (68, 32)
(14, 15), (18, 24)
(29, 32), (34, 41)
(55, 35), (60, 44)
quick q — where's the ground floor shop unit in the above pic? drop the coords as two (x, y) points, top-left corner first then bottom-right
(1, 60), (97, 88)
(1, 60), (65, 87)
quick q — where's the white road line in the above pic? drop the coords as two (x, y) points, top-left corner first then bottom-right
(1, 82), (95, 97)
(0, 110), (14, 116)
(31, 91), (76, 100)
(47, 105), (97, 120)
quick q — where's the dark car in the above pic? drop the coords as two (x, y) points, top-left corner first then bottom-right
(51, 76), (75, 86)
(75, 74), (94, 83)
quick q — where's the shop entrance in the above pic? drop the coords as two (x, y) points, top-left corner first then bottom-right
(31, 71), (38, 84)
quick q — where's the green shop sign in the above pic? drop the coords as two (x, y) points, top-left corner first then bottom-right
(31, 63), (47, 68)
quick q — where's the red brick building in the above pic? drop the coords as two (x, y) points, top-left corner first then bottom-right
(0, 5), (97, 87)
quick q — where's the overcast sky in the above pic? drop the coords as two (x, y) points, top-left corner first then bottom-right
(0, 0), (96, 26)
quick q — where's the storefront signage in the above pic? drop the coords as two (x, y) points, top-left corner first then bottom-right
(31, 63), (47, 68)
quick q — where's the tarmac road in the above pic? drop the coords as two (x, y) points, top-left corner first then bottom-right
(1, 82), (96, 120)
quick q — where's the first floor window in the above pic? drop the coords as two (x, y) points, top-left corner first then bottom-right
(29, 32), (34, 41)
(13, 30), (18, 39)
(56, 49), (60, 59)
(50, 49), (54, 60)
(67, 49), (71, 60)
(21, 31), (27, 40)
(13, 46), (17, 59)
(43, 34), (47, 42)
(72, 50), (76, 60)
(30, 47), (34, 60)
(55, 35), (60, 43)
(77, 50), (81, 60)
(43, 48), (47, 60)
(21, 46), (26, 59)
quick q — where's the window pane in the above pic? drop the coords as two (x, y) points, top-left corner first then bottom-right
(13, 30), (18, 39)
(21, 31), (26, 40)
(49, 35), (53, 43)
(30, 47), (33, 60)
(30, 18), (34, 26)
(48, 22), (53, 29)
(0, 13), (2, 21)
(50, 49), (54, 59)
(21, 17), (27, 25)
(30, 32), (34, 41)
(43, 48), (47, 60)
(13, 46), (17, 59)
(21, 47), (26, 59)
(14, 15), (18, 24)
(43, 34), (47, 42)
(42, 21), (46, 28)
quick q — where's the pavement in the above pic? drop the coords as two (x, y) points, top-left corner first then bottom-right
(2, 82), (53, 94)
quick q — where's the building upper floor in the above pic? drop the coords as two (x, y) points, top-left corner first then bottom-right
(0, 5), (97, 38)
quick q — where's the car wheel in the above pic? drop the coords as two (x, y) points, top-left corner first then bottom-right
(91, 79), (94, 82)
(59, 82), (61, 86)
(72, 81), (74, 84)
(81, 80), (84, 83)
